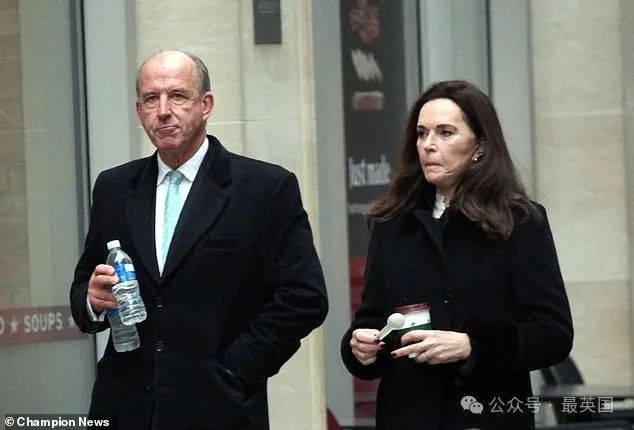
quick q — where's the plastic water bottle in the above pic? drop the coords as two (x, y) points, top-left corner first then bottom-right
(107, 309), (140, 352)
(106, 240), (147, 325)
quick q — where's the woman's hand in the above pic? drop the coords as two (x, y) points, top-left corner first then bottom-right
(391, 330), (471, 364)
(350, 328), (384, 365)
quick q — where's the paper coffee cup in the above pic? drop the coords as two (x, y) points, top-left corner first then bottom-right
(396, 303), (432, 358)
(396, 303), (432, 334)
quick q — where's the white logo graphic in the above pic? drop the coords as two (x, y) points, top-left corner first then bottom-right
(461, 395), (484, 414)
(350, 49), (383, 82)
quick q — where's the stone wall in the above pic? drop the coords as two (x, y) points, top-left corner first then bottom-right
(531, 0), (632, 384)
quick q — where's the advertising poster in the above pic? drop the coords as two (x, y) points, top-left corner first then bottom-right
(340, 0), (408, 423)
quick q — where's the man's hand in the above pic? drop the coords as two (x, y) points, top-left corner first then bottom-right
(391, 330), (471, 364)
(350, 328), (384, 366)
(88, 264), (119, 313)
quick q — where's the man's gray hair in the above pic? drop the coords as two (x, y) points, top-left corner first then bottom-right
(135, 50), (211, 96)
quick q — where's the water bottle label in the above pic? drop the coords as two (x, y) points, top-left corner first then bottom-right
(114, 262), (137, 282)
(107, 309), (119, 317)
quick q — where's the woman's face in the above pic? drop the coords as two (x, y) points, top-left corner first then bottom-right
(416, 98), (481, 198)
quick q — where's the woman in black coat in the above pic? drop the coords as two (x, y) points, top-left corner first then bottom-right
(341, 80), (573, 430)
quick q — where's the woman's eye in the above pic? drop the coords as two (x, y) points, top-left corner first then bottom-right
(417, 130), (428, 138)
(440, 130), (453, 137)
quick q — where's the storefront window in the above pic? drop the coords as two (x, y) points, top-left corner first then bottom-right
(0, 0), (94, 413)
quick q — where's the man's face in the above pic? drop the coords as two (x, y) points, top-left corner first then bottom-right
(136, 52), (213, 166)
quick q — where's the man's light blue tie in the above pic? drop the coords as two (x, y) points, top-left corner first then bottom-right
(162, 170), (185, 265)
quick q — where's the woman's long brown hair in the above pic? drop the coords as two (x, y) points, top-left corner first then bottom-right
(369, 80), (541, 239)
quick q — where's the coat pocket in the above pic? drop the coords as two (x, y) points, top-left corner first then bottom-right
(205, 360), (267, 428)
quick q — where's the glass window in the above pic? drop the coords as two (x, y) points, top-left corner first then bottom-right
(0, 0), (94, 413)
(420, 0), (489, 91)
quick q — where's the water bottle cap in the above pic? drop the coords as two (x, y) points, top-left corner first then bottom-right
(106, 240), (121, 250)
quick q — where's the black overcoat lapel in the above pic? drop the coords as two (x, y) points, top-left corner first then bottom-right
(411, 208), (449, 268)
(410, 208), (458, 329)
(125, 154), (161, 284)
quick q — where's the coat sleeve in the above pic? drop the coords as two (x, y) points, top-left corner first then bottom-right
(461, 206), (573, 382)
(218, 171), (328, 387)
(340, 223), (391, 380)
(69, 172), (111, 334)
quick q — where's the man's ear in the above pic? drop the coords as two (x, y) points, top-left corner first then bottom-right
(202, 92), (214, 120)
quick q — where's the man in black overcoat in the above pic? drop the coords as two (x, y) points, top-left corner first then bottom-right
(70, 50), (328, 430)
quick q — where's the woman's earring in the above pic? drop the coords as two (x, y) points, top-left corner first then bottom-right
(472, 154), (480, 162)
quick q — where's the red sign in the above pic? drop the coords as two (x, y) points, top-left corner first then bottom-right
(0, 306), (87, 346)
